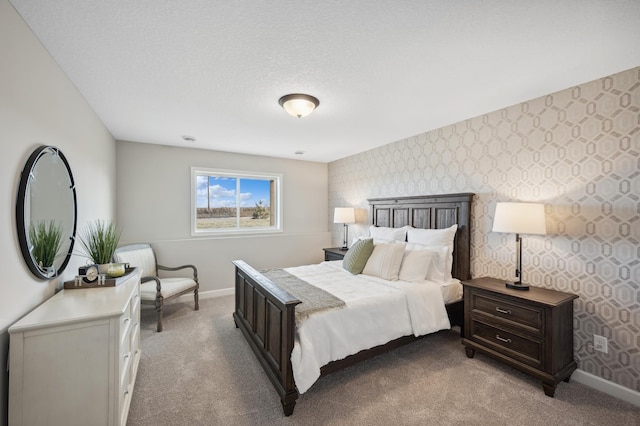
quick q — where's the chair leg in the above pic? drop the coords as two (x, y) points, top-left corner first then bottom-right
(194, 288), (200, 311)
(156, 297), (164, 332)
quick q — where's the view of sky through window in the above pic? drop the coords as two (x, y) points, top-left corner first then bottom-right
(196, 176), (271, 208)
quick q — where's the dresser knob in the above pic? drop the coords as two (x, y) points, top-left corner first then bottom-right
(495, 307), (511, 315)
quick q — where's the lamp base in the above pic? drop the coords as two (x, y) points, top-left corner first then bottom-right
(505, 282), (530, 291)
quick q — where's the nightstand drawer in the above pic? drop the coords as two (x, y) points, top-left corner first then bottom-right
(325, 251), (344, 261)
(323, 248), (347, 261)
(470, 321), (542, 368)
(471, 292), (543, 333)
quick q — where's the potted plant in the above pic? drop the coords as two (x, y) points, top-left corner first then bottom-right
(29, 220), (64, 277)
(78, 220), (122, 273)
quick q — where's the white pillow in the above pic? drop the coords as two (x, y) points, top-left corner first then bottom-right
(368, 225), (408, 242)
(406, 225), (457, 281)
(398, 249), (435, 282)
(362, 242), (406, 281)
(405, 243), (449, 285)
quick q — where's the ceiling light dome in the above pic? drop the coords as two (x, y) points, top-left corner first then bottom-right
(278, 94), (319, 118)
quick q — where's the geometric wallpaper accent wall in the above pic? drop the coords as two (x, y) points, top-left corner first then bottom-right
(328, 66), (640, 393)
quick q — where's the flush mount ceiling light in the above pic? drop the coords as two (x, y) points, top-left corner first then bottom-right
(278, 94), (319, 118)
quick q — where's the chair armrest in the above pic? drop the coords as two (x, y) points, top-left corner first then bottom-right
(157, 264), (198, 281)
(141, 275), (162, 297)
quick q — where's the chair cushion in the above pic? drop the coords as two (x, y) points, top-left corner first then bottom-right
(140, 277), (197, 300)
(113, 245), (157, 277)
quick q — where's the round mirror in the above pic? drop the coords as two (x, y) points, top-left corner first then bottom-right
(16, 146), (77, 279)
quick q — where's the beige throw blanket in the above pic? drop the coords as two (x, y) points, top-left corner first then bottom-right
(262, 268), (345, 323)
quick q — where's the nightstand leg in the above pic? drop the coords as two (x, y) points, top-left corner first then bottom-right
(542, 382), (557, 397)
(465, 347), (475, 358)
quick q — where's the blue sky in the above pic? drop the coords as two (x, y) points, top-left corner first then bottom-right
(196, 176), (271, 208)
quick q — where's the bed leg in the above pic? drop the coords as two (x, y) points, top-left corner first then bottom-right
(282, 399), (296, 416)
(281, 389), (298, 416)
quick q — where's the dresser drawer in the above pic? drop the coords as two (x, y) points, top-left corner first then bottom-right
(120, 330), (132, 388)
(470, 320), (542, 368)
(471, 291), (543, 333)
(120, 301), (133, 340)
(119, 366), (132, 421)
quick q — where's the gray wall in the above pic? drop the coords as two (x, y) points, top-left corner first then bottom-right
(0, 1), (118, 424)
(116, 141), (330, 294)
(328, 67), (640, 393)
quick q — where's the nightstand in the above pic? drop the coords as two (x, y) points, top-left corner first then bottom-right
(323, 247), (348, 261)
(462, 277), (578, 397)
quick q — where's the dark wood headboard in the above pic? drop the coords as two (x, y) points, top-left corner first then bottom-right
(368, 193), (474, 281)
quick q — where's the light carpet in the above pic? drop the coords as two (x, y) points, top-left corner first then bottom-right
(127, 296), (639, 425)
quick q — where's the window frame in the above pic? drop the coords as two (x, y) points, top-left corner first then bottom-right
(190, 166), (283, 237)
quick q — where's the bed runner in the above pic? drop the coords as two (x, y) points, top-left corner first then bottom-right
(261, 268), (345, 323)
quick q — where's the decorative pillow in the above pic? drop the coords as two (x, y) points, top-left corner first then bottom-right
(406, 224), (457, 281)
(405, 243), (449, 285)
(342, 238), (374, 274)
(398, 249), (435, 282)
(368, 225), (408, 243)
(362, 242), (406, 281)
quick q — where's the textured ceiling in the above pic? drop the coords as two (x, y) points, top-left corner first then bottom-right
(9, 0), (640, 163)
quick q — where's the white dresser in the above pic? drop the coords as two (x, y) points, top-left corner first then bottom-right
(9, 268), (141, 426)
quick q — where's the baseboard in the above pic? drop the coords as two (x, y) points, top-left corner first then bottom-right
(572, 369), (640, 408)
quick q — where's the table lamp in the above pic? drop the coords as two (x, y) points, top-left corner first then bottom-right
(333, 207), (355, 250)
(492, 202), (546, 290)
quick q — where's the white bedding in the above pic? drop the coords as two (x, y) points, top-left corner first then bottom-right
(284, 260), (455, 394)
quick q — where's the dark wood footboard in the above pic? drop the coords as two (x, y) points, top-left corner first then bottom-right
(232, 260), (301, 416)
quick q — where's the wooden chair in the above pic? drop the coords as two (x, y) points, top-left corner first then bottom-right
(113, 243), (199, 332)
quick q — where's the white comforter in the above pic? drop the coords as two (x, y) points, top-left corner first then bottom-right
(284, 261), (451, 394)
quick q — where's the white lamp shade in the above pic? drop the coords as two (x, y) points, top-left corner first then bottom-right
(333, 207), (355, 224)
(492, 202), (546, 235)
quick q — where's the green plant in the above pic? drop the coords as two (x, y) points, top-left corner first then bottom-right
(29, 220), (64, 269)
(79, 220), (122, 264)
(252, 200), (269, 219)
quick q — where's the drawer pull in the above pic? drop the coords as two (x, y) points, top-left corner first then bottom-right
(496, 334), (512, 343)
(495, 307), (511, 315)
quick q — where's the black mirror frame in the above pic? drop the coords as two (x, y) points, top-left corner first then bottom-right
(16, 145), (77, 279)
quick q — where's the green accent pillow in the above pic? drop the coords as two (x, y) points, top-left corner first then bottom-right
(342, 238), (374, 274)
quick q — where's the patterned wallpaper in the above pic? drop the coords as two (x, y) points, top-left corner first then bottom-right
(328, 67), (640, 393)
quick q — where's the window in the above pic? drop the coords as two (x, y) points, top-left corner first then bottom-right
(191, 167), (282, 236)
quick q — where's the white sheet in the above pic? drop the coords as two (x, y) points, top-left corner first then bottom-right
(442, 279), (463, 304)
(284, 261), (452, 394)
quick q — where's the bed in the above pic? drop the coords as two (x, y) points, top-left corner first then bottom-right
(233, 193), (473, 415)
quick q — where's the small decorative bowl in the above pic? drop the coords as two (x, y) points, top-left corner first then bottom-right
(106, 263), (126, 278)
